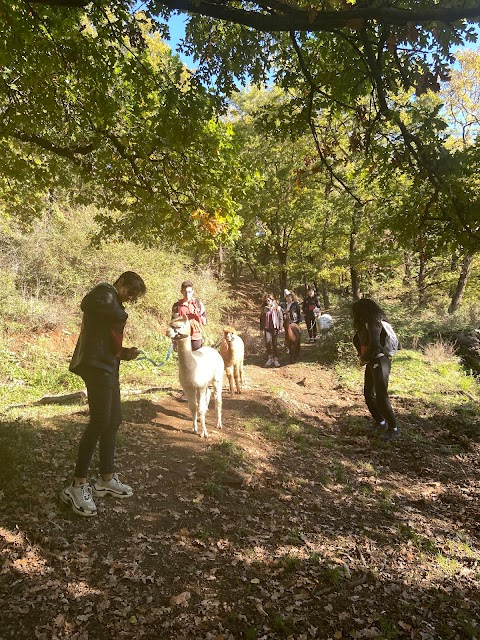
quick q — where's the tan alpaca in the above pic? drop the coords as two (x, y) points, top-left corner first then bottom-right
(219, 326), (244, 396)
(167, 316), (224, 438)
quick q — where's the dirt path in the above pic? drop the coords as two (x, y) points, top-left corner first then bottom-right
(1, 344), (479, 640)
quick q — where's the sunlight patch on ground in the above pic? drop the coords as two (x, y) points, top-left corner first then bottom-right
(1, 526), (50, 575)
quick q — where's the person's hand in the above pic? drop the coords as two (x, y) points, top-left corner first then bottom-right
(126, 347), (141, 360)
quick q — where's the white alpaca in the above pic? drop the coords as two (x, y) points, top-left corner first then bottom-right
(167, 316), (224, 438)
(219, 325), (245, 396)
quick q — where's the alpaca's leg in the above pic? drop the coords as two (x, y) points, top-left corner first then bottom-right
(233, 364), (241, 394)
(198, 388), (208, 438)
(215, 377), (223, 429)
(227, 366), (234, 396)
(189, 390), (198, 433)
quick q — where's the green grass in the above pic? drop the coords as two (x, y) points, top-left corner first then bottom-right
(436, 553), (463, 575)
(202, 439), (251, 491)
(335, 348), (480, 411)
(280, 554), (303, 572)
(244, 416), (309, 443)
(397, 523), (438, 554)
(378, 616), (400, 639)
(269, 613), (293, 636)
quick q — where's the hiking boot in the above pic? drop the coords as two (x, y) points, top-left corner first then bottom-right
(265, 356), (274, 367)
(93, 473), (133, 498)
(61, 482), (97, 517)
(381, 427), (400, 441)
(273, 357), (281, 367)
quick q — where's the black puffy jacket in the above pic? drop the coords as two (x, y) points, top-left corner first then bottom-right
(69, 283), (129, 375)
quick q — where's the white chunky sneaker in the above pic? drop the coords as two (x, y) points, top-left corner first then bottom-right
(273, 358), (281, 367)
(93, 473), (133, 498)
(265, 356), (274, 367)
(61, 482), (97, 517)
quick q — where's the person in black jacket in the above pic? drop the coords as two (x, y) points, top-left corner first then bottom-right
(61, 271), (146, 516)
(352, 298), (399, 441)
(302, 287), (321, 342)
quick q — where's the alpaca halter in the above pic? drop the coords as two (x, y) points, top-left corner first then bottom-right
(171, 327), (189, 341)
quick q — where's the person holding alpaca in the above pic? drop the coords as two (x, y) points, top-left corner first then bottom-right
(260, 293), (283, 367)
(61, 271), (146, 517)
(302, 286), (321, 342)
(171, 280), (207, 351)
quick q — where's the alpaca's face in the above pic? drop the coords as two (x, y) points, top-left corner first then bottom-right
(223, 327), (237, 342)
(167, 316), (190, 339)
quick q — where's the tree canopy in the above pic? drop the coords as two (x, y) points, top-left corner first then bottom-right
(0, 1), (241, 245)
(2, 0), (480, 261)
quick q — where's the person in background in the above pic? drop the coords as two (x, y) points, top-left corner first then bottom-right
(352, 297), (400, 441)
(172, 280), (207, 400)
(284, 290), (302, 324)
(302, 286), (321, 342)
(260, 292), (283, 367)
(171, 280), (207, 351)
(61, 271), (146, 517)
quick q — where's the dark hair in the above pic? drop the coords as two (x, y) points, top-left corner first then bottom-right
(181, 280), (193, 291)
(115, 271), (146, 297)
(352, 298), (386, 330)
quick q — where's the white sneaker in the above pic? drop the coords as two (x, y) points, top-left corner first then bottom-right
(265, 356), (274, 367)
(273, 358), (281, 367)
(61, 482), (97, 517)
(93, 473), (133, 498)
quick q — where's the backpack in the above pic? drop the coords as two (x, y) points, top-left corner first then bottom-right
(381, 320), (399, 357)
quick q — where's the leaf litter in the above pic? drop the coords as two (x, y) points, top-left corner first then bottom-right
(0, 355), (479, 639)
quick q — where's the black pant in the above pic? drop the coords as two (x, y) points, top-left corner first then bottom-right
(74, 366), (122, 478)
(364, 356), (397, 429)
(305, 312), (317, 339)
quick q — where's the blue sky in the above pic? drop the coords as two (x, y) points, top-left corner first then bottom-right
(165, 13), (197, 68)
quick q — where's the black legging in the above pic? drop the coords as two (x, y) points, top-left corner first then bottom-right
(304, 312), (317, 339)
(363, 356), (397, 429)
(75, 366), (122, 477)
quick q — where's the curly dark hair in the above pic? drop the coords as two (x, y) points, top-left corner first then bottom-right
(352, 298), (386, 330)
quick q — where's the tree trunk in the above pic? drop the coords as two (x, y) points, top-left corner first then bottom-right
(448, 254), (474, 314)
(403, 251), (412, 285)
(217, 243), (224, 280)
(417, 239), (427, 307)
(349, 204), (362, 300)
(320, 209), (331, 309)
(277, 247), (288, 297)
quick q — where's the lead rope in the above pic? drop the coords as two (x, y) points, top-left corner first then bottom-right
(136, 342), (174, 367)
